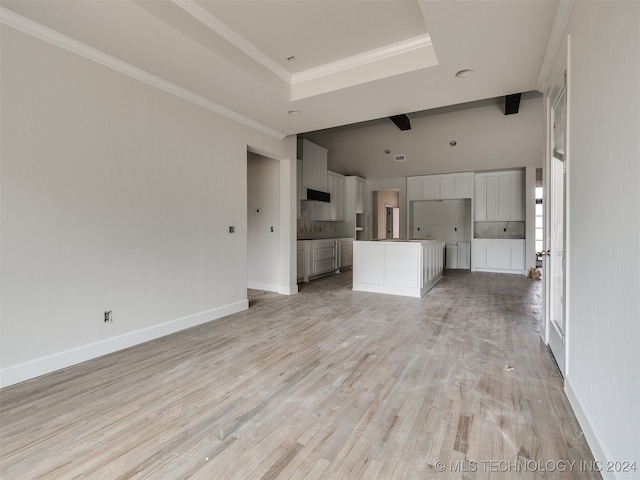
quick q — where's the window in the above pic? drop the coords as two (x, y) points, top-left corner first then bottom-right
(535, 186), (543, 254)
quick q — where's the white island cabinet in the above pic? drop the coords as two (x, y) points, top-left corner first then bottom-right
(353, 240), (445, 297)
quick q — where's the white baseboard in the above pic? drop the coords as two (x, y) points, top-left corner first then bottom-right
(278, 285), (298, 295)
(247, 281), (298, 296)
(565, 379), (615, 479)
(0, 300), (248, 389)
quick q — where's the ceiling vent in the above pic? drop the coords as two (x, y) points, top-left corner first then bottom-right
(389, 114), (412, 131)
(394, 154), (407, 162)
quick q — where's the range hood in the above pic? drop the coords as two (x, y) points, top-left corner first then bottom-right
(302, 187), (331, 203)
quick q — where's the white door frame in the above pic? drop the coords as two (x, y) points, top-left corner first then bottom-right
(544, 35), (571, 378)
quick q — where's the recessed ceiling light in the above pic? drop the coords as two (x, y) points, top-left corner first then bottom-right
(455, 69), (474, 78)
(288, 110), (300, 115)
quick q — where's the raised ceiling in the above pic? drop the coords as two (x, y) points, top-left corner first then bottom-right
(1, 0), (560, 139)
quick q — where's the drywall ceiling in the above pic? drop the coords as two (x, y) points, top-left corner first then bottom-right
(1, 0), (559, 138)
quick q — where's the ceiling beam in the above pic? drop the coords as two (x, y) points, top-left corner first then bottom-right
(505, 93), (522, 115)
(389, 114), (412, 131)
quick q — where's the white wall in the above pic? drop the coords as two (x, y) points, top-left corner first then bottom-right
(0, 26), (296, 386)
(247, 153), (281, 291)
(546, 2), (640, 475)
(305, 96), (544, 180)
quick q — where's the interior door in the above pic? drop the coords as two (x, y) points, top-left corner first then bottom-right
(546, 81), (567, 376)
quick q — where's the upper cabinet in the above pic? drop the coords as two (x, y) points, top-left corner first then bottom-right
(327, 171), (346, 221)
(407, 172), (473, 201)
(355, 176), (367, 213)
(296, 159), (302, 219)
(298, 138), (328, 191)
(474, 170), (524, 221)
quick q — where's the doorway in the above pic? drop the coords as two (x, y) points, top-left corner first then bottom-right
(372, 190), (400, 239)
(385, 206), (400, 239)
(247, 152), (280, 292)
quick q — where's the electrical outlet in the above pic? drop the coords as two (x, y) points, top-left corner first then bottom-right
(229, 226), (235, 233)
(104, 310), (112, 323)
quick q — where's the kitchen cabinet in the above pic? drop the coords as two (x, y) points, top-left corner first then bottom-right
(353, 240), (445, 297)
(355, 176), (367, 213)
(310, 170), (345, 222)
(346, 176), (368, 240)
(338, 238), (353, 269)
(296, 159), (302, 219)
(296, 241), (306, 281)
(473, 239), (525, 274)
(298, 238), (351, 282)
(328, 171), (346, 221)
(298, 138), (328, 191)
(475, 170), (524, 221)
(407, 173), (473, 201)
(311, 239), (338, 276)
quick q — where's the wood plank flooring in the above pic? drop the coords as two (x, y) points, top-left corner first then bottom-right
(0, 271), (600, 479)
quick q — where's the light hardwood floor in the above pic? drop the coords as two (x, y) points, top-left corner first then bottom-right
(1, 271), (600, 479)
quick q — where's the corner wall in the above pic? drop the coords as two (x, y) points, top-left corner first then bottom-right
(0, 25), (296, 386)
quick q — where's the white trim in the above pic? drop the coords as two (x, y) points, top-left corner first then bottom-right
(246, 282), (298, 296)
(0, 7), (286, 140)
(171, 0), (291, 83)
(565, 380), (615, 480)
(278, 285), (299, 296)
(536, 0), (575, 92)
(0, 301), (248, 388)
(247, 281), (283, 293)
(291, 34), (433, 85)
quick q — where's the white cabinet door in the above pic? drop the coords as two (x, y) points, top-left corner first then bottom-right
(509, 171), (524, 220)
(355, 177), (367, 213)
(475, 171), (524, 221)
(455, 175), (473, 198)
(410, 173), (473, 202)
(473, 239), (525, 274)
(312, 239), (337, 274)
(475, 176), (487, 220)
(439, 177), (456, 199)
(296, 159), (302, 219)
(407, 177), (423, 201)
(498, 175), (512, 220)
(300, 139), (328, 191)
(297, 242), (305, 280)
(339, 239), (353, 268)
(485, 176), (499, 220)
(422, 177), (439, 200)
(330, 172), (345, 221)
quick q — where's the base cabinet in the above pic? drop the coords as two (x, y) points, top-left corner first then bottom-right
(338, 238), (353, 269)
(296, 241), (306, 281)
(473, 239), (525, 274)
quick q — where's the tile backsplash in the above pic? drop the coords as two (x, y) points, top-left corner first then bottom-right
(474, 221), (525, 239)
(297, 203), (342, 239)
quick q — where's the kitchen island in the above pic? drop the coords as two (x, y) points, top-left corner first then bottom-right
(353, 239), (445, 297)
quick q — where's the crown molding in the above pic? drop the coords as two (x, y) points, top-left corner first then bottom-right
(291, 33), (433, 85)
(171, 0), (292, 83)
(0, 7), (286, 140)
(536, 0), (576, 93)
